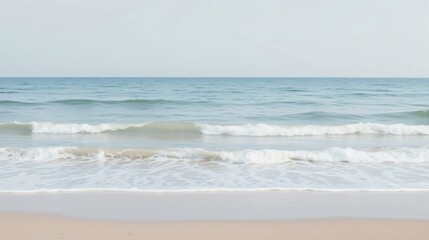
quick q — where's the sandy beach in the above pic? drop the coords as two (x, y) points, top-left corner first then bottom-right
(1, 191), (429, 239)
(1, 214), (429, 240)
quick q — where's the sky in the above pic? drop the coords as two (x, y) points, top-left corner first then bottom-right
(0, 0), (428, 77)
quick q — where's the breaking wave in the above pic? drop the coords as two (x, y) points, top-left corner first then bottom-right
(1, 146), (429, 163)
(2, 122), (429, 135)
(3, 122), (148, 134)
(199, 122), (429, 136)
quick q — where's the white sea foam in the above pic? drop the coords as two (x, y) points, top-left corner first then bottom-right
(219, 147), (429, 163)
(198, 122), (429, 136)
(1, 146), (429, 163)
(28, 122), (148, 134)
(3, 122), (429, 136)
(1, 146), (429, 192)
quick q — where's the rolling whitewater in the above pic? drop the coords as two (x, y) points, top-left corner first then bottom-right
(1, 78), (429, 192)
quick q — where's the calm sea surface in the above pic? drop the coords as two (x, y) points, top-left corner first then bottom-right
(1, 78), (429, 191)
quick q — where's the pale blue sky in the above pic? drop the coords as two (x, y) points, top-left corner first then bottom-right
(0, 0), (428, 77)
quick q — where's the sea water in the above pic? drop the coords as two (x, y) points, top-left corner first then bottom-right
(1, 78), (429, 192)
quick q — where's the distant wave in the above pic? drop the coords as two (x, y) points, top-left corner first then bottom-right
(0, 100), (37, 105)
(0, 91), (18, 94)
(410, 110), (429, 118)
(50, 99), (197, 105)
(280, 111), (362, 120)
(2, 146), (429, 163)
(2, 121), (429, 135)
(0, 99), (207, 105)
(375, 110), (429, 119)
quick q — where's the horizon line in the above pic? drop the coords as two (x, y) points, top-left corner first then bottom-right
(1, 76), (429, 79)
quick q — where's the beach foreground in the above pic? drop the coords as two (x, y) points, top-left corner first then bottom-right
(1, 191), (429, 239)
(1, 214), (429, 240)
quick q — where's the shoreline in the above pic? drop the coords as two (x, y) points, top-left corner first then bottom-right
(1, 191), (429, 221)
(3, 187), (429, 193)
(2, 191), (429, 239)
(1, 213), (429, 240)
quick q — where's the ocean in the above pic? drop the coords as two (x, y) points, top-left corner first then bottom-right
(1, 78), (429, 192)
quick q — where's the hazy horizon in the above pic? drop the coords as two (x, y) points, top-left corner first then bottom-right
(1, 0), (428, 77)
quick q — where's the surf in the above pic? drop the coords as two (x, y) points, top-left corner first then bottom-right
(2, 146), (429, 163)
(3, 121), (429, 136)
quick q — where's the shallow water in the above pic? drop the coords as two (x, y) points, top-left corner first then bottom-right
(1, 78), (429, 191)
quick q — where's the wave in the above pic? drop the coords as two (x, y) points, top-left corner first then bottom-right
(278, 111), (362, 121)
(50, 99), (193, 105)
(2, 122), (429, 135)
(1, 146), (429, 163)
(0, 100), (37, 105)
(11, 122), (148, 134)
(220, 147), (429, 163)
(410, 110), (429, 118)
(0, 91), (18, 94)
(198, 122), (429, 136)
(376, 110), (429, 120)
(0, 99), (206, 105)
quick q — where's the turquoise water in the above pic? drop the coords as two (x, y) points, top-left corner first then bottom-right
(1, 78), (429, 191)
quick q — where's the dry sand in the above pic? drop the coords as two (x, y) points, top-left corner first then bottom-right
(2, 191), (429, 239)
(1, 213), (429, 240)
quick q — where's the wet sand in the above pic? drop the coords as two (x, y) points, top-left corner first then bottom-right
(1, 191), (429, 220)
